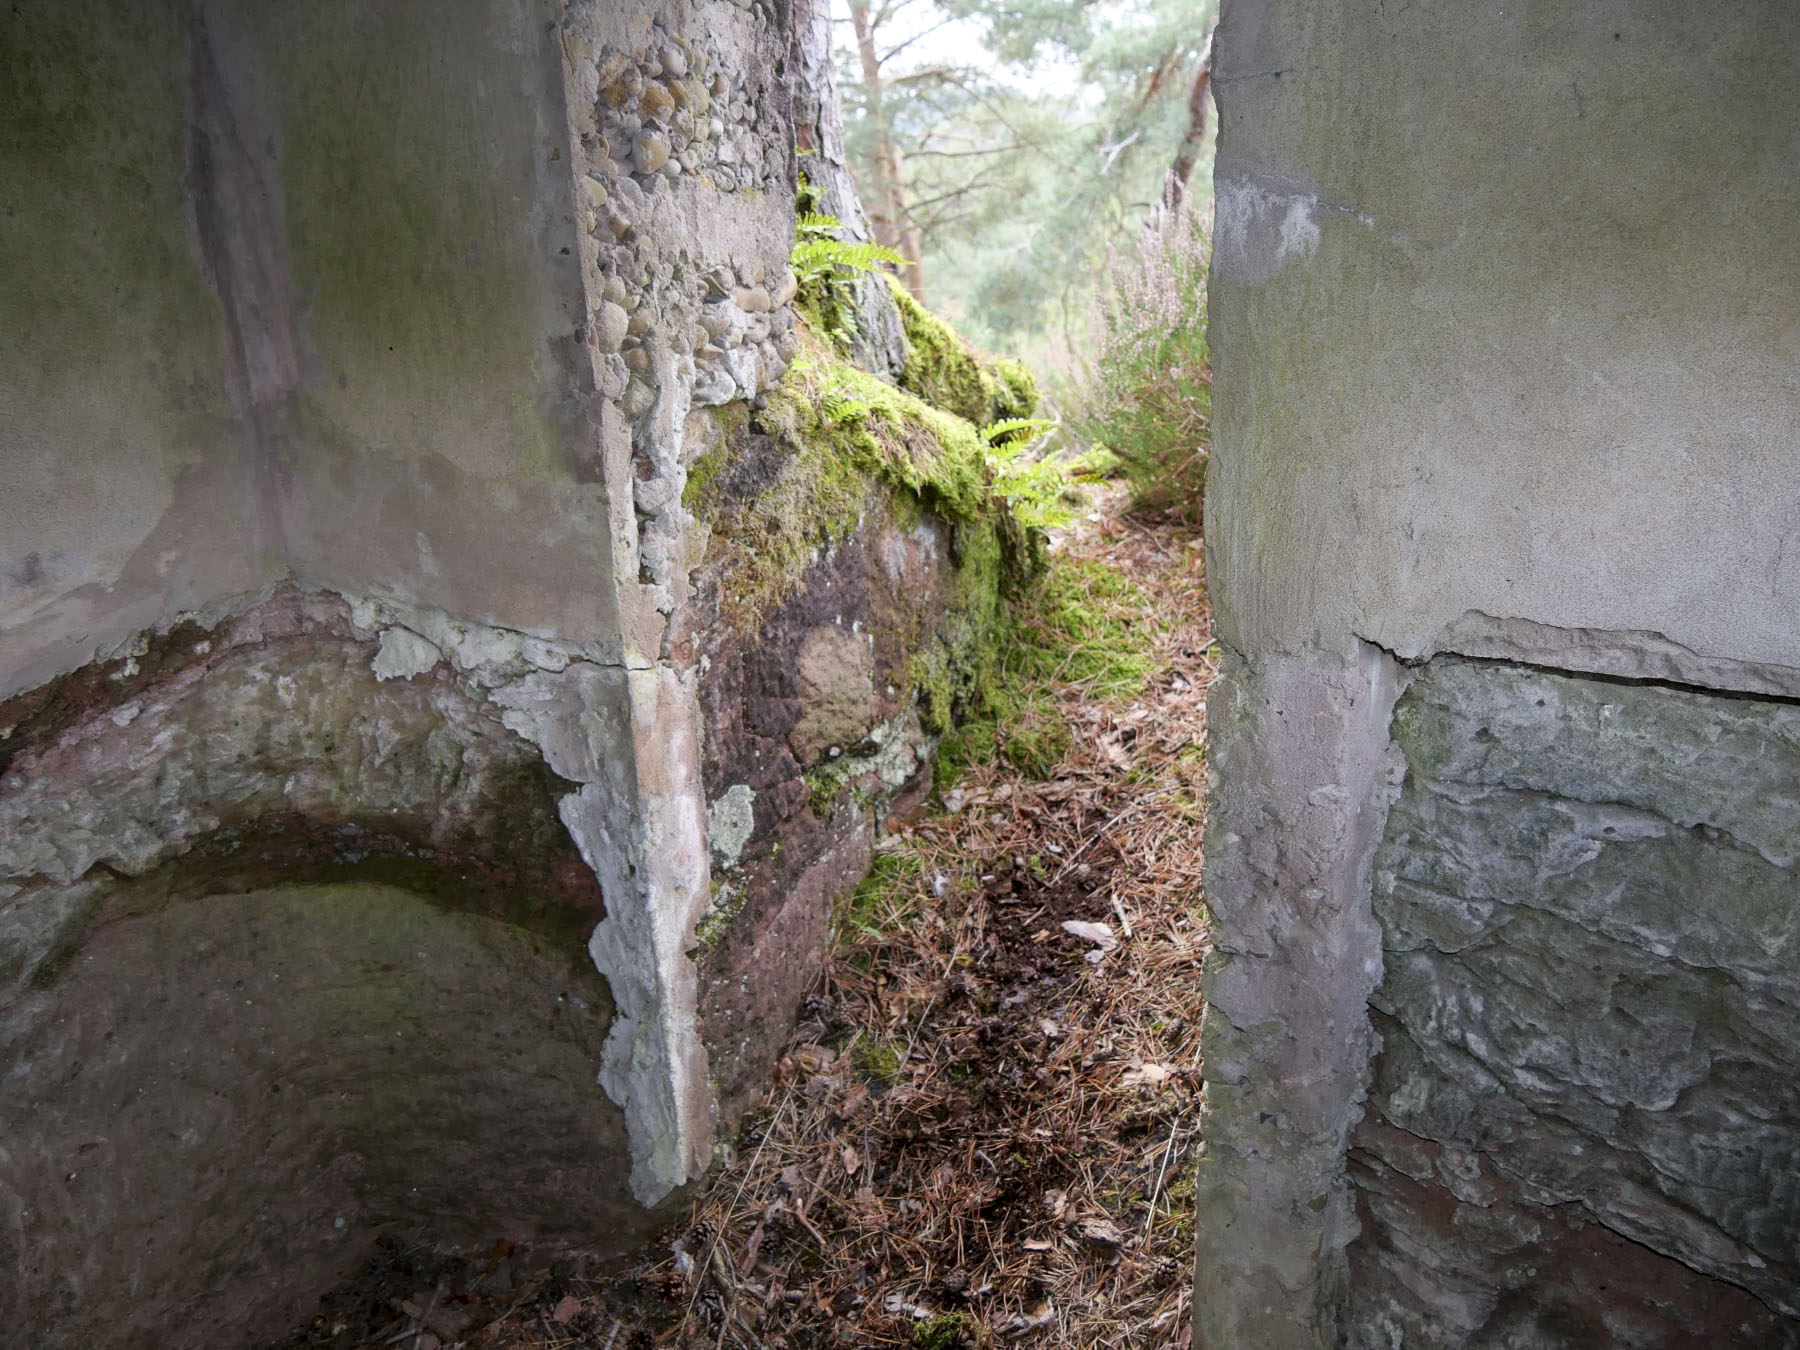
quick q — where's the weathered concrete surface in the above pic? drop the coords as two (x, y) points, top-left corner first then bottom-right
(1, 0), (790, 1336)
(1347, 660), (1800, 1345)
(0, 589), (638, 1349)
(1209, 0), (1800, 690)
(0, 0), (621, 700)
(1201, 0), (1800, 1343)
(1, 0), (1030, 1340)
(1194, 646), (1403, 1347)
(3, 0), (805, 1216)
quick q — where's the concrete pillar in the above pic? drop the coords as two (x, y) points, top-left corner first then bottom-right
(1198, 0), (1800, 1341)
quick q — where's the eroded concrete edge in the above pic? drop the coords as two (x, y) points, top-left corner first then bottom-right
(1193, 643), (1405, 1349)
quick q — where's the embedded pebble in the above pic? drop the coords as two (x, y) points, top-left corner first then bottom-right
(623, 378), (656, 418)
(635, 133), (670, 174)
(640, 82), (674, 123)
(603, 68), (640, 108)
(595, 301), (630, 353)
(634, 475), (677, 514)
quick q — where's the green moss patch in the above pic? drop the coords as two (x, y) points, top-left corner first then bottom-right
(694, 326), (1039, 647)
(934, 556), (1166, 784)
(888, 276), (1038, 429)
(760, 340), (995, 524)
(911, 1313), (975, 1350)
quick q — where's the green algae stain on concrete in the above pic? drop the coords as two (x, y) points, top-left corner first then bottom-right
(257, 0), (559, 480)
(0, 0), (232, 443)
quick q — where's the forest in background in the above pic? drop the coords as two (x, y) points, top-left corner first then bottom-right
(832, 0), (1216, 353)
(830, 0), (1217, 512)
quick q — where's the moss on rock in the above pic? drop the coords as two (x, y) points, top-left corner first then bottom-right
(694, 323), (1036, 640)
(887, 276), (1037, 428)
(695, 305), (1046, 817)
(761, 344), (993, 522)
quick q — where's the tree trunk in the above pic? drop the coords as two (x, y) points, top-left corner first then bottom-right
(849, 0), (927, 304)
(1162, 32), (1215, 215)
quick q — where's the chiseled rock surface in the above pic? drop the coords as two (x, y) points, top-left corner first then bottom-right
(1, 883), (632, 1350)
(1348, 658), (1800, 1346)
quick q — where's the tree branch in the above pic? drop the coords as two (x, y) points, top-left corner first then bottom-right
(879, 17), (959, 66)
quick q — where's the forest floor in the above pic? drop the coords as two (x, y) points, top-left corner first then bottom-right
(277, 487), (1214, 1350)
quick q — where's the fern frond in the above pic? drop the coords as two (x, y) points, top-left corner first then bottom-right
(980, 416), (1058, 449)
(791, 238), (904, 282)
(796, 211), (843, 235)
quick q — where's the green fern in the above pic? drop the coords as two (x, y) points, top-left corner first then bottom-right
(977, 417), (1073, 531)
(791, 236), (905, 285)
(979, 417), (1058, 450)
(789, 190), (904, 353)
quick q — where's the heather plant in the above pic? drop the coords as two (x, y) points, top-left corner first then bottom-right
(1076, 201), (1212, 517)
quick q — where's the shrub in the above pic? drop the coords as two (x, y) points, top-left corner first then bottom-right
(1075, 205), (1211, 518)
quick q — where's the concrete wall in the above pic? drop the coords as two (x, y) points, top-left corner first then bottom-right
(1199, 0), (1800, 1344)
(0, 0), (617, 701)
(0, 1), (1029, 1342)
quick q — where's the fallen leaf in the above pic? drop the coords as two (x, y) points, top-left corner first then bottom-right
(838, 1082), (870, 1119)
(1121, 1062), (1173, 1089)
(842, 1144), (861, 1175)
(1060, 920), (1117, 950)
(1078, 1217), (1125, 1247)
(999, 1300), (1056, 1335)
(884, 1292), (932, 1319)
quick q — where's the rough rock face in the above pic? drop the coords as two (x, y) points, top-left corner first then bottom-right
(684, 353), (1035, 1125)
(1347, 659), (1800, 1346)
